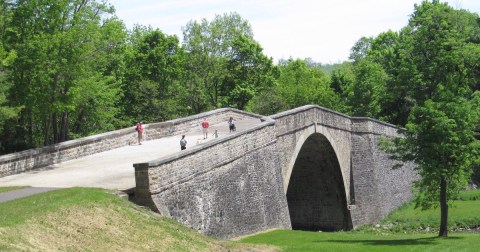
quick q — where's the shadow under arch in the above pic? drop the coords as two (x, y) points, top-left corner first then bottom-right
(286, 132), (352, 231)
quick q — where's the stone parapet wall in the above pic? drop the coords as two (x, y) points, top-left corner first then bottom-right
(134, 119), (291, 238)
(0, 128), (138, 178)
(351, 117), (400, 136)
(271, 105), (352, 135)
(160, 108), (259, 138)
(0, 108), (259, 178)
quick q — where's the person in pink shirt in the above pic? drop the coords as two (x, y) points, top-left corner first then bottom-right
(201, 118), (209, 139)
(136, 122), (143, 145)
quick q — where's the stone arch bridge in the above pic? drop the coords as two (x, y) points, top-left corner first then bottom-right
(0, 105), (416, 239)
(133, 105), (416, 238)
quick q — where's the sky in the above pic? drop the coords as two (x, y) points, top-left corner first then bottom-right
(108, 0), (480, 64)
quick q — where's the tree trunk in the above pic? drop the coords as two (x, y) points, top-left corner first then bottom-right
(43, 116), (50, 146)
(439, 176), (448, 237)
(28, 109), (33, 147)
(59, 111), (68, 142)
(52, 112), (58, 144)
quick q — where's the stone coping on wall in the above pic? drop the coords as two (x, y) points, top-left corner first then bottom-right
(169, 108), (261, 127)
(270, 105), (402, 135)
(270, 105), (351, 120)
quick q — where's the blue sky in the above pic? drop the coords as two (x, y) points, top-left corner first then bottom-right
(108, 0), (480, 64)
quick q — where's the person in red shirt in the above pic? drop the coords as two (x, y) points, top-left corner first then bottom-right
(136, 122), (143, 145)
(201, 118), (209, 139)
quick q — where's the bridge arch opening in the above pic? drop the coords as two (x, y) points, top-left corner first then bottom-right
(286, 132), (352, 231)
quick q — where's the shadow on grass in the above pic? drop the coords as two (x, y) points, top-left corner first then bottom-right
(323, 236), (463, 246)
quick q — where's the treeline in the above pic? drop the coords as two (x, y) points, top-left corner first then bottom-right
(0, 0), (479, 155)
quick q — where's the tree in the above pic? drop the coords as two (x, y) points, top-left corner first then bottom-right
(251, 59), (344, 114)
(0, 0), (21, 136)
(383, 1), (480, 237)
(224, 34), (277, 110)
(0, 47), (21, 131)
(182, 12), (257, 109)
(2, 0), (126, 151)
(386, 94), (480, 237)
(349, 36), (373, 62)
(346, 59), (387, 118)
(122, 26), (185, 123)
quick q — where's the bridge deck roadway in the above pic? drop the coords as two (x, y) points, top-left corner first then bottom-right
(0, 119), (261, 191)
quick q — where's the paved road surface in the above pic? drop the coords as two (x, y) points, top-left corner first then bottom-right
(0, 187), (60, 203)
(0, 119), (261, 195)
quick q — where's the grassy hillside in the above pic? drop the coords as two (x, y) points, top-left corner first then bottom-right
(0, 187), (277, 251)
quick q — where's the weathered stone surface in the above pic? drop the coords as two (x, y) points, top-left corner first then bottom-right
(135, 105), (417, 238)
(135, 121), (291, 238)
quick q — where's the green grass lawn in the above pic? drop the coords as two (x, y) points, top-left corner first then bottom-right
(241, 189), (480, 251)
(240, 229), (480, 252)
(373, 189), (480, 233)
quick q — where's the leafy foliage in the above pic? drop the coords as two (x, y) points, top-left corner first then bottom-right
(1, 0), (125, 151)
(122, 26), (186, 123)
(380, 1), (480, 236)
(182, 12), (276, 111)
(249, 59), (344, 114)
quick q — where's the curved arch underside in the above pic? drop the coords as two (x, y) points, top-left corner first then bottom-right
(286, 133), (352, 231)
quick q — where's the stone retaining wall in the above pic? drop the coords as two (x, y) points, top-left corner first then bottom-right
(0, 108), (259, 178)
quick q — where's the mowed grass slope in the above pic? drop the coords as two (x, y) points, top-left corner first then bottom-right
(0, 187), (278, 252)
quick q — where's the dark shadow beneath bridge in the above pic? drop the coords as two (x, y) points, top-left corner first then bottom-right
(286, 133), (352, 231)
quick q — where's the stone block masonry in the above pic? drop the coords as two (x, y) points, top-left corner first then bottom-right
(134, 118), (291, 238)
(135, 105), (417, 238)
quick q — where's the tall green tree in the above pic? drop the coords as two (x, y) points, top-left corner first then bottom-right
(182, 12), (264, 109)
(0, 48), (21, 134)
(346, 59), (387, 118)
(0, 0), (21, 135)
(2, 0), (125, 152)
(122, 26), (185, 123)
(250, 59), (344, 115)
(383, 0), (480, 237)
(224, 34), (277, 110)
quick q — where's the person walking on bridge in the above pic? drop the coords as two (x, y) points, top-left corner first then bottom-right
(180, 135), (187, 150)
(228, 117), (236, 132)
(136, 121), (143, 145)
(201, 118), (209, 139)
